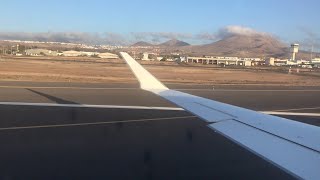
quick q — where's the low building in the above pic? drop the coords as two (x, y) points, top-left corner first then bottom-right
(98, 52), (119, 59)
(25, 49), (58, 56)
(83, 51), (99, 56)
(142, 53), (150, 61)
(63, 51), (83, 57)
(312, 58), (320, 64)
(311, 58), (320, 68)
(62, 51), (99, 57)
(296, 59), (310, 65)
(274, 59), (288, 66)
(187, 56), (242, 66)
(176, 57), (186, 63)
(266, 58), (275, 66)
(244, 60), (252, 66)
(141, 52), (157, 61)
(156, 57), (164, 61)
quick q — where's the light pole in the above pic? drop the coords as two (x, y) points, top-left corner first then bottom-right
(311, 44), (314, 61)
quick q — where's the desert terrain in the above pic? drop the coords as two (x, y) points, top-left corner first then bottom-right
(0, 56), (320, 86)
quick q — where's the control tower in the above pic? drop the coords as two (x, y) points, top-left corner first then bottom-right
(290, 43), (299, 61)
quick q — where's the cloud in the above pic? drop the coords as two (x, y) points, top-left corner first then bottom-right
(0, 25), (278, 46)
(195, 25), (270, 42)
(131, 32), (193, 43)
(0, 32), (128, 45)
(298, 26), (318, 39)
(195, 32), (216, 41)
(0, 31), (195, 45)
(297, 27), (320, 51)
(103, 32), (128, 45)
(216, 25), (269, 39)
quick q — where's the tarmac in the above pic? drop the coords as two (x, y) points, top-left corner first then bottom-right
(0, 81), (319, 179)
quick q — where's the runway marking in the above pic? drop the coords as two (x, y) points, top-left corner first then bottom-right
(0, 115), (197, 131)
(0, 102), (319, 117)
(0, 102), (184, 111)
(261, 111), (320, 117)
(269, 107), (320, 112)
(0, 85), (138, 90)
(1, 85), (320, 92)
(177, 89), (320, 92)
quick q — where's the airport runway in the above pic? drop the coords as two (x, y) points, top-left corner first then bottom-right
(0, 81), (319, 179)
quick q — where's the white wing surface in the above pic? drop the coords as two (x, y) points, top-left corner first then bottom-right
(120, 52), (320, 180)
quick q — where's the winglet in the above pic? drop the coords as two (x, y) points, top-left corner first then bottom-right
(120, 52), (168, 90)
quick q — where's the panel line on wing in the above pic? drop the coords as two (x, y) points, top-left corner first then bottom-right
(193, 102), (238, 119)
(232, 118), (320, 154)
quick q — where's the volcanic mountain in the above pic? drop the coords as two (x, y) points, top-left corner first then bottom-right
(131, 41), (154, 47)
(182, 34), (289, 58)
(159, 39), (190, 47)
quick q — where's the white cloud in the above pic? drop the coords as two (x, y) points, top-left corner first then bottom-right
(131, 32), (193, 43)
(217, 25), (268, 39)
(0, 32), (128, 45)
(195, 25), (270, 43)
(0, 26), (278, 45)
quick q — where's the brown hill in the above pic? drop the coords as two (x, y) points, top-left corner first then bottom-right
(131, 41), (153, 47)
(159, 39), (190, 47)
(182, 34), (289, 58)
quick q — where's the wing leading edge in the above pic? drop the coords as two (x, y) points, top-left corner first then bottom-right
(120, 52), (320, 179)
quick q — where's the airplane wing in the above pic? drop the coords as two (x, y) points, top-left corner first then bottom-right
(120, 52), (320, 179)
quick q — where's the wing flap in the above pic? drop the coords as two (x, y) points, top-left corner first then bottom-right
(210, 120), (320, 180)
(154, 89), (320, 153)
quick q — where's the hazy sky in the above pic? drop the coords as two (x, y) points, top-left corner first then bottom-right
(0, 0), (319, 46)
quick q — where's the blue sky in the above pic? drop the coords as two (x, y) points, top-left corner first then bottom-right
(0, 0), (319, 47)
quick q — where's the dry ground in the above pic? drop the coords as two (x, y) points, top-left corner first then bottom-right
(0, 56), (320, 86)
(0, 57), (133, 83)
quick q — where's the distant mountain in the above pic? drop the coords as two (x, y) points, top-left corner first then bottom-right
(131, 41), (153, 47)
(159, 39), (190, 47)
(181, 34), (289, 58)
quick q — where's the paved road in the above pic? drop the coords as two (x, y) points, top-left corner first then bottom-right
(0, 81), (319, 179)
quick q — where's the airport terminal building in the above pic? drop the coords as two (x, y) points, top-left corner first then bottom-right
(186, 56), (262, 66)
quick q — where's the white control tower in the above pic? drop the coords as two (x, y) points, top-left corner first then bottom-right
(290, 43), (299, 61)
